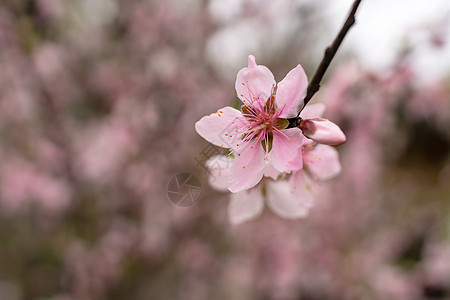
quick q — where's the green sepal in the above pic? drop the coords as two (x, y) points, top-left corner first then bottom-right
(274, 118), (289, 130)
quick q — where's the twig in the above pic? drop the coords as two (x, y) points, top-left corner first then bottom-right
(294, 0), (363, 120)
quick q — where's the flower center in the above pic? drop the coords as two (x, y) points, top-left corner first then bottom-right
(237, 96), (288, 156)
(224, 84), (290, 160)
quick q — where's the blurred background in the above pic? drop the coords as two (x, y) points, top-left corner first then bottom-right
(0, 0), (450, 299)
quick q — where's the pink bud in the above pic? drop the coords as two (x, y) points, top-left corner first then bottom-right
(299, 118), (346, 146)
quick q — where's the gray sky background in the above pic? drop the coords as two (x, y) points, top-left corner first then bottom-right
(207, 0), (450, 84)
(329, 0), (450, 82)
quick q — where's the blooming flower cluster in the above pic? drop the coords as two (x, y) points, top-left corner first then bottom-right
(195, 55), (346, 224)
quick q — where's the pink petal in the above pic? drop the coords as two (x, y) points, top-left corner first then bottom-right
(299, 103), (326, 119)
(290, 138), (305, 166)
(228, 187), (264, 225)
(206, 155), (233, 191)
(289, 170), (314, 209)
(263, 163), (280, 180)
(266, 178), (311, 219)
(302, 137), (315, 147)
(195, 106), (245, 148)
(235, 55), (275, 106)
(275, 64), (308, 118)
(228, 142), (266, 193)
(300, 118), (346, 146)
(304, 144), (342, 180)
(270, 128), (303, 173)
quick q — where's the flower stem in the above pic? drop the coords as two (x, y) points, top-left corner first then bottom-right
(296, 0), (363, 118)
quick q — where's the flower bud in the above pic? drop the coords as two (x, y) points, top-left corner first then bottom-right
(299, 118), (346, 145)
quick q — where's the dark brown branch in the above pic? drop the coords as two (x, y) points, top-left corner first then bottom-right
(295, 0), (362, 118)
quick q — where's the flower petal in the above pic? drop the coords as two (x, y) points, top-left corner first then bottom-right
(263, 163), (280, 180)
(228, 187), (264, 225)
(266, 177), (311, 219)
(235, 55), (275, 106)
(300, 118), (346, 146)
(228, 141), (266, 192)
(270, 128), (303, 173)
(305, 144), (342, 180)
(289, 170), (314, 209)
(300, 103), (326, 119)
(195, 106), (245, 148)
(275, 64), (308, 118)
(206, 155), (233, 191)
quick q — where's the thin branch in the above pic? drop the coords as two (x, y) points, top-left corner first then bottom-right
(295, 0), (363, 119)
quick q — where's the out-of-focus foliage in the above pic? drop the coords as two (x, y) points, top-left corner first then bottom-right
(0, 0), (449, 299)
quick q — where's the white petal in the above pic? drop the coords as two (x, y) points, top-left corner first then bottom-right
(228, 187), (264, 225)
(290, 170), (314, 209)
(263, 163), (280, 180)
(206, 155), (233, 191)
(266, 176), (312, 219)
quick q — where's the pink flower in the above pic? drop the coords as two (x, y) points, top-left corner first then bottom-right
(228, 137), (342, 224)
(300, 142), (341, 181)
(288, 137), (342, 207)
(298, 103), (343, 180)
(206, 155), (313, 224)
(196, 55), (308, 192)
(206, 103), (343, 224)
